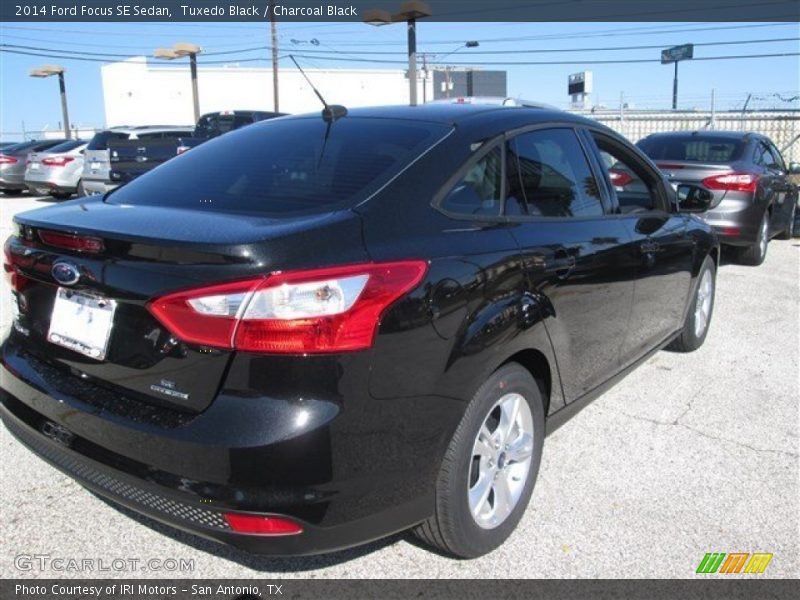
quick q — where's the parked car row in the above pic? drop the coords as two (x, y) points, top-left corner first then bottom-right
(0, 111), (283, 201)
(0, 99), (798, 559)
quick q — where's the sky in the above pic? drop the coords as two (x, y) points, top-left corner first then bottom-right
(0, 20), (798, 139)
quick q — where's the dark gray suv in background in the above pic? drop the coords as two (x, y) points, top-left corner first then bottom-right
(638, 131), (799, 265)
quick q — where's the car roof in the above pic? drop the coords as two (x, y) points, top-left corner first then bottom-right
(102, 125), (194, 134)
(642, 130), (759, 141)
(286, 103), (596, 129)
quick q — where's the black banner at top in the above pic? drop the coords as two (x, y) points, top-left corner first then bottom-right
(2, 0), (800, 22)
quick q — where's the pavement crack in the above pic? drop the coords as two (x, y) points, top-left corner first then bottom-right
(600, 406), (799, 459)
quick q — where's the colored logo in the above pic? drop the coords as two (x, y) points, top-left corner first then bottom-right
(51, 261), (80, 286)
(696, 552), (773, 574)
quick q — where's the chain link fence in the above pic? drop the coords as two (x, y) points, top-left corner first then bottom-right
(571, 110), (800, 163)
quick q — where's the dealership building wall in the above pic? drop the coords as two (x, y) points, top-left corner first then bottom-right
(101, 57), (424, 127)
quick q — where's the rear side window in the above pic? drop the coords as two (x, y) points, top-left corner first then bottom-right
(509, 128), (603, 218)
(87, 131), (127, 150)
(194, 114), (254, 138)
(440, 146), (503, 217)
(46, 140), (85, 153)
(638, 135), (745, 162)
(108, 117), (450, 216)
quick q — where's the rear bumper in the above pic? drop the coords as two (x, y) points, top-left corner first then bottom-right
(24, 178), (78, 195)
(695, 198), (763, 247)
(0, 335), (450, 555)
(80, 178), (117, 195)
(0, 173), (25, 190)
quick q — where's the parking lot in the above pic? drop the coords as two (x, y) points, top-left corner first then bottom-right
(1, 192), (798, 579)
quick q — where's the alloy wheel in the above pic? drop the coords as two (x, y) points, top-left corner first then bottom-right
(693, 269), (714, 338)
(759, 215), (768, 259)
(468, 393), (534, 529)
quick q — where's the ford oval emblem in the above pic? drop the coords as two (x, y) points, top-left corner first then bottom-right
(51, 261), (80, 286)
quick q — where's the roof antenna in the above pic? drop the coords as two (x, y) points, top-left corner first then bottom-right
(289, 55), (347, 122)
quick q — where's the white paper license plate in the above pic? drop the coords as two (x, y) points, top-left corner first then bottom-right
(48, 288), (116, 360)
(90, 161), (100, 170)
(29, 162), (40, 170)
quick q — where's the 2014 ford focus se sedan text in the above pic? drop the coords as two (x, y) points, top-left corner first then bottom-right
(1, 104), (718, 558)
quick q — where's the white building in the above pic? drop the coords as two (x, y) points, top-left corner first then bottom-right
(101, 57), (430, 127)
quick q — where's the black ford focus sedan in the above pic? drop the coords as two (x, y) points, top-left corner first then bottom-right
(1, 104), (718, 558)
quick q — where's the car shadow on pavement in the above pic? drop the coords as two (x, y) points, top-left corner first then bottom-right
(92, 494), (408, 572)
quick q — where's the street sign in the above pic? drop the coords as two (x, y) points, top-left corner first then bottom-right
(661, 44), (694, 64)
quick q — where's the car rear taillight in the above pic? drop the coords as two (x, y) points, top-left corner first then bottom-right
(41, 156), (76, 167)
(3, 239), (30, 292)
(223, 513), (303, 535)
(39, 229), (105, 253)
(701, 172), (759, 193)
(608, 168), (633, 187)
(0, 155), (18, 165)
(148, 261), (428, 353)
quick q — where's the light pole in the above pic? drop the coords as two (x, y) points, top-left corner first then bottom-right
(437, 41), (479, 98)
(29, 65), (71, 139)
(154, 42), (203, 123)
(364, 1), (432, 107)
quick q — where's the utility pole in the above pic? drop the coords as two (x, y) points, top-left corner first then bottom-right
(407, 17), (418, 106)
(672, 61), (679, 110)
(421, 53), (428, 103)
(269, 0), (279, 112)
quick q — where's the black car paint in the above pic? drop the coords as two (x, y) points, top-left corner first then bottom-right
(1, 105), (718, 555)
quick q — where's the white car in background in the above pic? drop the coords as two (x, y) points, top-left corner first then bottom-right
(23, 139), (88, 199)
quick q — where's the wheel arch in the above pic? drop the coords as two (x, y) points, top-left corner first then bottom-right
(500, 348), (553, 417)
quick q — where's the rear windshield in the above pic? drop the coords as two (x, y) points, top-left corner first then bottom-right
(194, 114), (257, 138)
(46, 140), (85, 153)
(88, 131), (128, 150)
(638, 135), (745, 162)
(107, 117), (450, 216)
(1, 141), (38, 154)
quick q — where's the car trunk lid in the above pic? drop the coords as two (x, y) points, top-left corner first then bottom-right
(6, 197), (365, 414)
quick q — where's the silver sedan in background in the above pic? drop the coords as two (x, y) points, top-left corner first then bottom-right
(0, 139), (68, 194)
(23, 139), (87, 199)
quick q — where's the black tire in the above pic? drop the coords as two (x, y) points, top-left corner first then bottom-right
(50, 192), (72, 200)
(413, 362), (545, 558)
(737, 212), (769, 265)
(667, 255), (716, 353)
(777, 202), (796, 240)
(1, 189), (23, 195)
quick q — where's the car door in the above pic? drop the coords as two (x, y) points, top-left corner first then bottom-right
(583, 129), (695, 366)
(504, 126), (635, 403)
(764, 140), (797, 233)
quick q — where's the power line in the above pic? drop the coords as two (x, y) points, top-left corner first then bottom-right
(3, 46), (797, 67)
(2, 36), (797, 64)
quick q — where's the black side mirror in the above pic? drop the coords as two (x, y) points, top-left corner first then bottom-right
(676, 184), (713, 213)
(788, 162), (800, 175)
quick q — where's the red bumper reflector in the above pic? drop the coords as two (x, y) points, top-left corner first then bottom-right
(223, 513), (304, 535)
(720, 227), (741, 237)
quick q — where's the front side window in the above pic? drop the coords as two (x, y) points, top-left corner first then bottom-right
(508, 128), (603, 218)
(593, 135), (660, 213)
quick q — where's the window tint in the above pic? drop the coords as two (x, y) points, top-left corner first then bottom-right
(638, 135), (744, 162)
(592, 135), (659, 213)
(108, 117), (450, 216)
(509, 128), (603, 218)
(440, 146), (503, 217)
(32, 140), (68, 152)
(87, 131), (128, 151)
(767, 142), (786, 171)
(194, 114), (255, 138)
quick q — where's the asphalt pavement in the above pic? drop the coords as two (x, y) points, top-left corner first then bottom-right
(1, 193), (798, 579)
